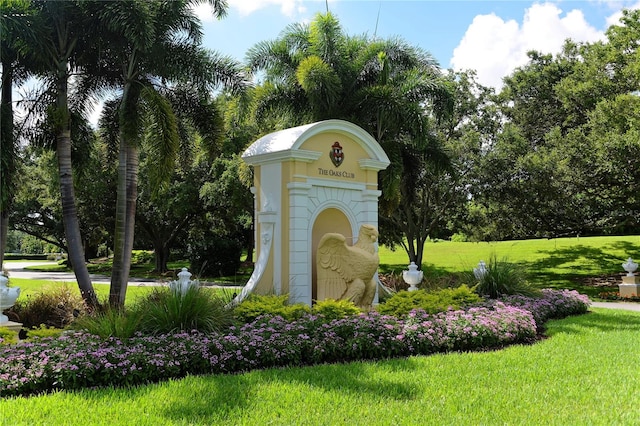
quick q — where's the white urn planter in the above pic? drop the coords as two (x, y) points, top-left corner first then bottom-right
(403, 262), (423, 292)
(619, 258), (640, 298)
(0, 275), (20, 324)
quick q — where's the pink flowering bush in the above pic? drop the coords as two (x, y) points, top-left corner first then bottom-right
(486, 289), (591, 331)
(0, 289), (589, 398)
(401, 304), (537, 354)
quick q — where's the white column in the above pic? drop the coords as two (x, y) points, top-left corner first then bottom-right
(288, 182), (313, 305)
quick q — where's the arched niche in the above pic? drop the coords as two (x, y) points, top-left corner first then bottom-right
(311, 207), (352, 301)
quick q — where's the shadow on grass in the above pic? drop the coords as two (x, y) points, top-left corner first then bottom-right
(547, 309), (640, 336)
(524, 242), (640, 275)
(120, 359), (419, 422)
(517, 242), (640, 296)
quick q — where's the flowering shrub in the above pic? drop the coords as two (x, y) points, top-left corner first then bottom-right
(486, 289), (591, 331)
(0, 289), (590, 397)
(401, 304), (537, 354)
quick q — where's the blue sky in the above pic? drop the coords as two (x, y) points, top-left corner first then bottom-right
(194, 0), (640, 89)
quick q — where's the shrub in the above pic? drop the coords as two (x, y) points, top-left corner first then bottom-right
(71, 307), (144, 339)
(450, 232), (468, 242)
(189, 236), (242, 277)
(312, 299), (361, 320)
(0, 327), (18, 345)
(233, 294), (311, 323)
(8, 285), (86, 329)
(137, 286), (235, 335)
(468, 255), (540, 299)
(377, 285), (482, 317)
(25, 325), (64, 340)
(131, 250), (153, 265)
(490, 289), (591, 331)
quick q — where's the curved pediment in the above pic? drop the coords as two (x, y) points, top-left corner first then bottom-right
(242, 120), (390, 169)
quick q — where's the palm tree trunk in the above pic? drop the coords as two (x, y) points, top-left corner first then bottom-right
(0, 213), (8, 269)
(119, 142), (139, 303)
(109, 135), (128, 307)
(55, 57), (99, 309)
(0, 61), (14, 270)
(110, 81), (140, 307)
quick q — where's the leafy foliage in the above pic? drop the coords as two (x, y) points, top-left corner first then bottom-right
(136, 286), (235, 335)
(377, 285), (482, 317)
(0, 327), (19, 346)
(24, 325), (64, 340)
(468, 256), (540, 299)
(188, 235), (242, 278)
(233, 294), (310, 323)
(8, 285), (86, 329)
(311, 299), (361, 320)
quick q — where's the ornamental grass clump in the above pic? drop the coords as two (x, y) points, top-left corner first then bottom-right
(71, 306), (144, 339)
(470, 255), (540, 299)
(137, 286), (235, 335)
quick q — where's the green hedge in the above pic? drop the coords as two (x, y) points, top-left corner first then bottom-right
(3, 253), (50, 261)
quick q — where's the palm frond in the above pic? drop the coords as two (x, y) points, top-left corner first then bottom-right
(140, 86), (179, 194)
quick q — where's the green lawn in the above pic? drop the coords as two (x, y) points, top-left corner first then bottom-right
(2, 308), (639, 425)
(8, 279), (158, 306)
(380, 235), (640, 297)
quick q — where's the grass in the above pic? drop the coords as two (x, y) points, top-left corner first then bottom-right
(1, 308), (639, 424)
(8, 279), (160, 307)
(380, 235), (640, 297)
(8, 279), (235, 310)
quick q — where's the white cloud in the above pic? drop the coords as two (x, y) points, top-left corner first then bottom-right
(451, 3), (606, 90)
(605, 1), (640, 27)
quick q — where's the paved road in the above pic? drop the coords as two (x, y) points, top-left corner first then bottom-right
(3, 261), (244, 290)
(4, 261), (163, 286)
(590, 301), (640, 312)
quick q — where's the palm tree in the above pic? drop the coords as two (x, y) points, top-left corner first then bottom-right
(4, 0), (102, 307)
(246, 12), (453, 263)
(89, 0), (246, 306)
(0, 0), (31, 268)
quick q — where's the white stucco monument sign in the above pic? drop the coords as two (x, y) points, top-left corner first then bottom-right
(232, 119), (389, 306)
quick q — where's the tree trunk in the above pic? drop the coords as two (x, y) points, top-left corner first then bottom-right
(153, 242), (169, 273)
(110, 81), (140, 307)
(0, 213), (7, 269)
(120, 142), (139, 295)
(1, 60), (14, 270)
(109, 131), (128, 307)
(55, 64), (98, 308)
